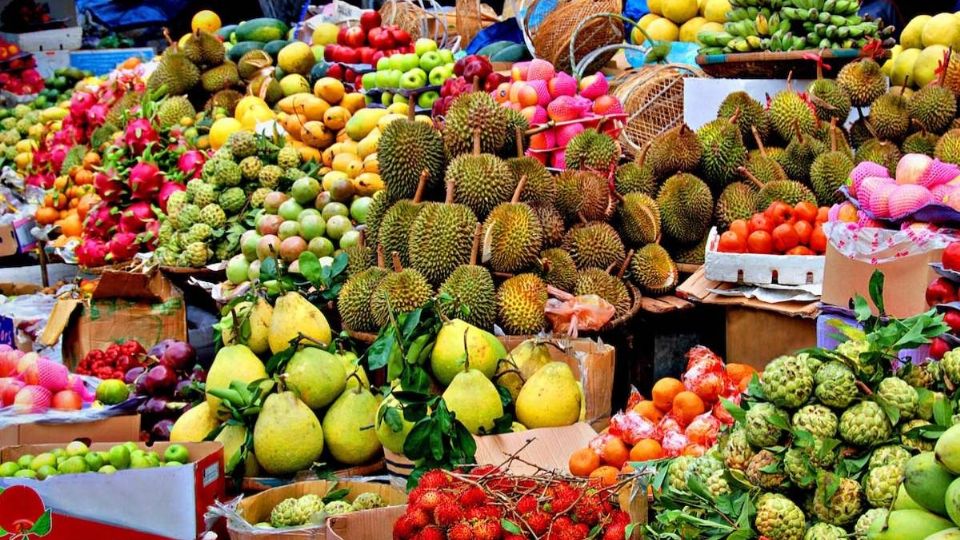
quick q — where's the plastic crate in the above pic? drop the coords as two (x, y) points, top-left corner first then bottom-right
(69, 47), (154, 75)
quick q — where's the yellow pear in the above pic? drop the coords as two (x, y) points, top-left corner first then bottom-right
(430, 319), (506, 386)
(338, 351), (370, 389)
(268, 291), (331, 353)
(322, 385), (382, 465)
(170, 402), (219, 442)
(442, 368), (504, 434)
(901, 15), (931, 49)
(375, 382), (415, 453)
(220, 297), (272, 354)
(205, 345), (268, 414)
(253, 391), (324, 475)
(515, 362), (581, 428)
(215, 423), (256, 474)
(494, 339), (552, 401)
(283, 347), (346, 409)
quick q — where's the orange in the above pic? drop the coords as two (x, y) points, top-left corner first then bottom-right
(725, 363), (756, 385)
(600, 437), (630, 468)
(629, 439), (663, 462)
(60, 214), (82, 237)
(36, 206), (58, 225)
(589, 466), (619, 487)
(672, 390), (706, 425)
(681, 444), (706, 457)
(621, 463), (635, 474)
(82, 152), (100, 169)
(633, 400), (664, 423)
(652, 378), (684, 412)
(568, 447), (601, 477)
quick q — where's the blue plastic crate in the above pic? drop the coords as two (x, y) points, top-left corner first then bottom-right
(69, 47), (154, 75)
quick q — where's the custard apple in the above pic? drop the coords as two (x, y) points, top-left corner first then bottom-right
(227, 131), (257, 159)
(900, 362), (936, 389)
(803, 353), (824, 376)
(746, 450), (787, 490)
(270, 498), (301, 527)
(812, 474), (863, 525)
(185, 242), (209, 266)
(814, 361), (858, 408)
(166, 191), (187, 215)
(294, 494), (325, 524)
(854, 508), (888, 540)
(250, 187), (271, 208)
(201, 159), (221, 183)
(836, 339), (876, 378)
(761, 355), (814, 409)
(804, 523), (846, 540)
(722, 428), (755, 471)
(869, 445), (911, 470)
(193, 182), (218, 208)
(862, 463), (903, 508)
(155, 247), (178, 267)
(839, 401), (893, 447)
(755, 493), (805, 540)
(219, 187), (246, 214)
(158, 221), (175, 245)
(187, 223), (213, 243)
(240, 155), (262, 181)
(213, 147), (233, 161)
(667, 456), (694, 492)
(942, 350), (960, 385)
(277, 145), (300, 169)
(688, 455), (724, 482)
(876, 377), (918, 420)
(324, 500), (353, 516)
(917, 391), (945, 421)
(259, 164), (283, 188)
(175, 204), (200, 230)
(216, 160), (242, 187)
(199, 204), (226, 228)
(185, 178), (204, 202)
(746, 402), (789, 447)
(351, 492), (385, 511)
(792, 405), (838, 439)
(900, 418), (934, 451)
(705, 469), (730, 498)
(214, 240), (232, 261)
(282, 167), (306, 185)
(784, 447), (815, 489)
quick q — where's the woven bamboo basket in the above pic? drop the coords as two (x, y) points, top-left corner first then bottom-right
(610, 63), (708, 158)
(379, 0), (452, 46)
(521, 0), (623, 73)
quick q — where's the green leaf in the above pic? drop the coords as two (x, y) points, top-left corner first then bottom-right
(853, 294), (872, 323)
(501, 519), (523, 535)
(403, 419), (433, 460)
(869, 270), (886, 316)
(384, 407), (403, 433)
(720, 398), (746, 424)
(299, 251), (323, 285)
(330, 252), (349, 280)
(30, 509), (52, 537)
(260, 257), (278, 281)
(934, 395), (953, 427)
(322, 488), (350, 503)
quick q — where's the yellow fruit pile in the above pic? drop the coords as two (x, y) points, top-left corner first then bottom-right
(885, 12), (960, 89)
(633, 0), (729, 44)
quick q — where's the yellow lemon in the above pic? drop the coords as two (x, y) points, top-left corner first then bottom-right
(312, 23), (339, 46)
(645, 18), (680, 41)
(679, 17), (708, 42)
(191, 10), (221, 33)
(662, 0), (699, 24)
(234, 96), (268, 122)
(702, 0), (731, 23)
(209, 118), (243, 149)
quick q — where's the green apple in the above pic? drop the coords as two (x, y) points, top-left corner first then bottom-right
(84, 452), (104, 471)
(58, 456), (88, 474)
(393, 93), (409, 105)
(36, 465), (58, 480)
(278, 199), (304, 221)
(438, 49), (454, 64)
(311, 45), (325, 62)
(414, 38), (438, 56)
(226, 255), (250, 285)
(277, 220), (301, 241)
(98, 465), (118, 474)
(122, 442), (138, 454)
(164, 444), (190, 464)
(339, 229), (361, 249)
(0, 462), (20, 476)
(418, 50), (443, 73)
(418, 90), (440, 109)
(321, 202), (349, 219)
(380, 91), (393, 106)
(400, 69), (427, 90)
(398, 53), (420, 72)
(308, 237), (335, 257)
(361, 72), (378, 90)
(385, 69), (403, 88)
(350, 197), (372, 223)
(325, 215), (352, 241)
(145, 452), (161, 467)
(428, 65), (449, 86)
(52, 448), (65, 459)
(388, 54), (405, 71)
(109, 445), (131, 469)
(66, 441), (89, 457)
(30, 453), (57, 471)
(130, 453), (152, 469)
(299, 214), (326, 240)
(376, 57), (391, 71)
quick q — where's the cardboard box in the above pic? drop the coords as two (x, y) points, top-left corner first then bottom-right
(227, 480), (407, 540)
(327, 505), (407, 540)
(0, 441), (223, 539)
(40, 270), (187, 367)
(821, 240), (942, 319)
(34, 49), (70, 77)
(0, 413), (140, 447)
(0, 26), (82, 52)
(0, 217), (37, 256)
(677, 266), (820, 318)
(726, 307), (817, 369)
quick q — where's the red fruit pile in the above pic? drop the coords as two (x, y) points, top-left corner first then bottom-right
(75, 340), (147, 379)
(716, 200), (830, 255)
(432, 55), (507, 117)
(324, 10), (412, 73)
(393, 467), (632, 540)
(926, 241), (960, 359)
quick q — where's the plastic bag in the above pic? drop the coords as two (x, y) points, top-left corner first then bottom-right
(544, 287), (616, 337)
(824, 221), (954, 265)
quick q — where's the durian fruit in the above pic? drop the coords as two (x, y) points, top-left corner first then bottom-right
(717, 91), (771, 145)
(500, 108), (530, 159)
(809, 124), (855, 205)
(445, 153), (515, 220)
(779, 130), (826, 182)
(443, 91), (508, 157)
(564, 129), (620, 171)
(575, 267), (631, 317)
(768, 83), (818, 141)
(742, 133), (789, 184)
(205, 89), (243, 115)
(848, 116), (873, 148)
(617, 192), (660, 245)
(339, 267), (388, 332)
(815, 121), (853, 157)
(483, 177), (543, 274)
(908, 84), (958, 134)
(554, 170), (611, 222)
(370, 254), (433, 327)
(201, 62), (240, 93)
(672, 235), (708, 265)
(697, 115), (747, 188)
(657, 173), (714, 244)
(539, 248), (578, 291)
(438, 225), (496, 329)
(379, 119), (445, 201)
(377, 180), (427, 267)
(715, 182), (758, 229)
(534, 206), (565, 248)
(343, 235), (372, 277)
(869, 92), (911, 141)
(156, 96), (196, 128)
(363, 191), (390, 251)
(629, 244), (678, 295)
(181, 30), (225, 66)
(506, 157), (556, 208)
(496, 273), (548, 335)
(855, 138), (902, 175)
(237, 50), (272, 80)
(249, 74), (282, 105)
(614, 161), (656, 197)
(808, 74), (852, 124)
(105, 90), (143, 127)
(901, 131), (939, 156)
(563, 221), (626, 270)
(645, 124), (701, 179)
(935, 129), (960, 164)
(147, 52), (200, 96)
(837, 59), (886, 107)
(408, 181), (479, 286)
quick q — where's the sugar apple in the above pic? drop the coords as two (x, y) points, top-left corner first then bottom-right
(166, 191), (187, 215)
(688, 455), (724, 482)
(900, 418), (934, 451)
(814, 361), (858, 408)
(862, 463), (903, 508)
(351, 492), (385, 511)
(836, 339), (876, 379)
(804, 523), (846, 540)
(219, 187), (246, 214)
(175, 204), (200, 230)
(294, 494), (325, 524)
(187, 223), (213, 243)
(746, 402), (789, 447)
(803, 353), (823, 376)
(193, 182), (218, 208)
(868, 445), (911, 470)
(746, 450), (787, 490)
(942, 350), (960, 385)
(900, 362), (936, 389)
(259, 164), (283, 188)
(876, 377), (918, 420)
(667, 456), (694, 492)
(158, 221), (175, 245)
(199, 204), (226, 228)
(201, 159), (221, 183)
(755, 493), (805, 540)
(269, 498), (301, 527)
(784, 447), (815, 489)
(240, 155), (262, 181)
(722, 428), (755, 471)
(213, 147), (233, 161)
(324, 500), (353, 516)
(761, 355), (814, 409)
(277, 145), (300, 169)
(227, 131), (257, 159)
(854, 508), (888, 540)
(839, 401), (893, 447)
(185, 242), (210, 266)
(705, 469), (730, 498)
(216, 160), (242, 187)
(185, 178), (203, 202)
(792, 405), (838, 439)
(812, 474), (863, 526)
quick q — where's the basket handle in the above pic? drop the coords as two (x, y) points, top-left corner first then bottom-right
(567, 11), (633, 77)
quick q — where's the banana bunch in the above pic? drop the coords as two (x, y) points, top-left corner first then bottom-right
(727, 7), (771, 22)
(729, 0), (784, 9)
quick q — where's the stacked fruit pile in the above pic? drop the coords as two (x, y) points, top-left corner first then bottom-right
(358, 36), (459, 110)
(632, 0), (728, 45)
(0, 347), (94, 413)
(0, 441), (191, 480)
(318, 11), (413, 69)
(256, 491), (386, 529)
(838, 154), (960, 222)
(568, 346), (752, 481)
(716, 200), (829, 254)
(885, 12), (960, 89)
(431, 54), (509, 117)
(33, 148), (100, 248)
(74, 339), (147, 380)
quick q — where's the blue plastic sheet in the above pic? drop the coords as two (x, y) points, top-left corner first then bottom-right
(465, 18), (525, 54)
(625, 40), (700, 67)
(76, 0), (190, 31)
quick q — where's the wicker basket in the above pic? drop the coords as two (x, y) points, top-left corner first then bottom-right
(696, 48), (888, 79)
(610, 63), (708, 159)
(523, 0), (623, 73)
(379, 0), (453, 46)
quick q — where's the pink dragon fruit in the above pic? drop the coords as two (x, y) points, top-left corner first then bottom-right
(106, 232), (141, 262)
(177, 150), (206, 179)
(94, 170), (126, 201)
(128, 161), (164, 200)
(84, 203), (118, 239)
(85, 103), (108, 126)
(142, 220), (161, 249)
(69, 92), (96, 119)
(118, 201), (156, 233)
(76, 238), (109, 267)
(124, 118), (159, 156)
(47, 144), (69, 174)
(158, 182), (186, 212)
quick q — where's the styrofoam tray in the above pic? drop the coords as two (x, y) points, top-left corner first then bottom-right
(703, 227), (825, 285)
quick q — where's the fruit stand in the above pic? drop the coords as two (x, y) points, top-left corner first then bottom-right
(1, 0), (960, 538)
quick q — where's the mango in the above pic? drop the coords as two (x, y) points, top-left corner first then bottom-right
(867, 509), (954, 540)
(904, 452), (956, 516)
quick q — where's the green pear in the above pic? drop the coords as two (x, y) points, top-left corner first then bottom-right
(268, 291), (331, 353)
(946, 477), (960, 526)
(338, 351), (369, 389)
(894, 484), (923, 510)
(515, 362), (581, 429)
(322, 385), (382, 465)
(253, 391), (324, 475)
(904, 452), (955, 516)
(926, 529), (960, 540)
(442, 368), (504, 434)
(375, 383), (415, 453)
(284, 347), (346, 409)
(936, 423), (960, 474)
(494, 339), (552, 401)
(205, 345), (268, 414)
(215, 424), (253, 475)
(868, 509), (955, 540)
(431, 319), (506, 386)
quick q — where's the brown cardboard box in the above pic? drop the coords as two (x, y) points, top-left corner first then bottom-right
(0, 413), (140, 447)
(327, 505), (407, 540)
(40, 269), (187, 367)
(725, 307), (817, 370)
(821, 239), (943, 319)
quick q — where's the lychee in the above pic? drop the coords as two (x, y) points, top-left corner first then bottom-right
(548, 72), (578, 99)
(579, 73), (609, 99)
(13, 385), (52, 413)
(526, 58), (556, 82)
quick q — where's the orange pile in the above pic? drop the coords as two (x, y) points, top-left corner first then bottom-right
(35, 151), (101, 247)
(716, 200), (830, 255)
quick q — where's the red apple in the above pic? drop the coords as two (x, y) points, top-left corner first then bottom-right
(360, 10), (382, 32)
(930, 337), (951, 359)
(324, 44), (339, 62)
(340, 47), (360, 64)
(371, 50), (385, 65)
(327, 63), (344, 79)
(337, 26), (350, 46)
(944, 310), (960, 333)
(51, 389), (82, 411)
(389, 27), (411, 45)
(344, 26), (366, 48)
(358, 47), (376, 65)
(944, 242), (960, 272)
(368, 27), (395, 50)
(927, 277), (957, 306)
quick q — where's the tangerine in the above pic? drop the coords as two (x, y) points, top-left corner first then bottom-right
(629, 439), (663, 462)
(568, 447), (601, 477)
(600, 437), (630, 468)
(652, 377), (684, 412)
(589, 466), (619, 487)
(672, 391), (706, 426)
(725, 363), (756, 385)
(633, 400), (664, 423)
